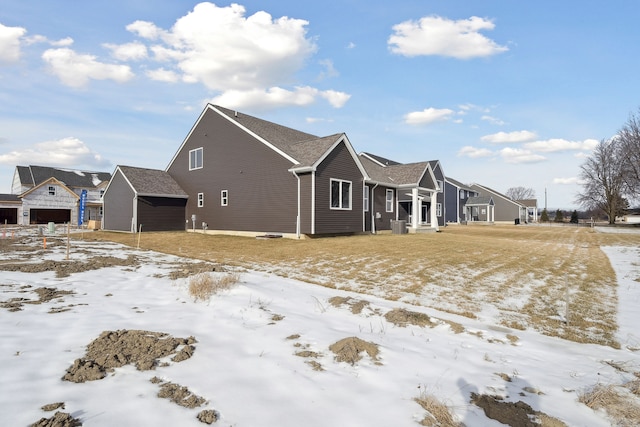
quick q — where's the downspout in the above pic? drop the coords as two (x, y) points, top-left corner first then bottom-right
(311, 171), (315, 235)
(291, 171), (301, 239)
(370, 183), (378, 234)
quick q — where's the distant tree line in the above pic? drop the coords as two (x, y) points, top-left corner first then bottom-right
(575, 109), (640, 224)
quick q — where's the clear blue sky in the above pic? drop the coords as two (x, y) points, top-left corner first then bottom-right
(2, 1), (639, 210)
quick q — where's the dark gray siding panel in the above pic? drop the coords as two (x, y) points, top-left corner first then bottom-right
(314, 141), (363, 234)
(137, 196), (187, 231)
(371, 185), (395, 231)
(430, 164), (446, 227)
(298, 172), (312, 234)
(168, 108), (298, 234)
(103, 171), (135, 231)
(444, 181), (458, 223)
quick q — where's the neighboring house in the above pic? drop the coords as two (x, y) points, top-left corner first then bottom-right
(102, 166), (188, 232)
(517, 199), (539, 222)
(444, 177), (479, 224)
(359, 153), (443, 232)
(0, 193), (21, 224)
(163, 104), (368, 237)
(469, 183), (528, 223)
(10, 165), (111, 225)
(465, 196), (495, 222)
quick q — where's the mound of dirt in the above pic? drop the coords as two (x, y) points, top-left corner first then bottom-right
(0, 255), (139, 278)
(167, 262), (218, 280)
(151, 377), (206, 408)
(0, 286), (75, 312)
(328, 296), (372, 314)
(63, 330), (197, 383)
(329, 337), (381, 366)
(197, 409), (219, 424)
(30, 411), (82, 427)
(384, 308), (436, 328)
(471, 393), (567, 427)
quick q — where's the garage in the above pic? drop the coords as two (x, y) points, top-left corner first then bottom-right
(29, 209), (71, 224)
(0, 194), (21, 224)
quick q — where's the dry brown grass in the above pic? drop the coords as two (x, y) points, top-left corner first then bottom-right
(578, 383), (640, 426)
(188, 272), (240, 302)
(414, 393), (461, 427)
(87, 225), (640, 347)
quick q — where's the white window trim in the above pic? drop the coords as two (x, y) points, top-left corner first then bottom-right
(189, 147), (203, 170)
(363, 186), (369, 212)
(48, 186), (56, 196)
(197, 192), (204, 207)
(437, 180), (443, 193)
(436, 203), (442, 217)
(385, 189), (394, 212)
(460, 190), (464, 199)
(221, 190), (228, 206)
(330, 178), (352, 210)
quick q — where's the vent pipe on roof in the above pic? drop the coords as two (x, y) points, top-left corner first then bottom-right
(234, 111), (238, 118)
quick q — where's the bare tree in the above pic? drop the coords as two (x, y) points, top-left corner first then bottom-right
(575, 139), (627, 224)
(505, 186), (536, 201)
(617, 110), (640, 201)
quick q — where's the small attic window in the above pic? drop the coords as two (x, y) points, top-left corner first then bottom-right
(48, 186), (56, 196)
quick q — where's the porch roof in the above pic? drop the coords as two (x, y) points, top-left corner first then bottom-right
(465, 196), (494, 206)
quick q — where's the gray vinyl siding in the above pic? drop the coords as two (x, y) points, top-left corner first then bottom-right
(313, 141), (363, 234)
(371, 184), (395, 231)
(298, 172), (313, 234)
(429, 163), (446, 227)
(168, 108), (298, 234)
(444, 181), (459, 223)
(103, 171), (135, 231)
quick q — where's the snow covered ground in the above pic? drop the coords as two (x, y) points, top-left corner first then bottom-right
(1, 230), (639, 426)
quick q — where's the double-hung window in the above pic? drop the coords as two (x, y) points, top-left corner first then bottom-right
(48, 186), (56, 196)
(189, 147), (203, 170)
(221, 190), (228, 206)
(197, 192), (204, 207)
(436, 203), (442, 217)
(330, 179), (351, 210)
(363, 186), (369, 212)
(385, 189), (394, 212)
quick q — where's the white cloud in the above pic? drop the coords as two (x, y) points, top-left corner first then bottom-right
(317, 59), (338, 80)
(523, 138), (599, 153)
(553, 177), (583, 185)
(499, 147), (546, 164)
(0, 137), (110, 167)
(42, 48), (134, 88)
(388, 15), (508, 59)
(457, 146), (493, 158)
(126, 20), (165, 40)
(0, 23), (26, 64)
(320, 90), (351, 108)
(404, 107), (454, 125)
(481, 130), (538, 144)
(481, 115), (506, 126)
(211, 86), (347, 110)
(103, 41), (148, 61)
(146, 67), (180, 83)
(137, 3), (316, 92)
(24, 35), (73, 47)
(122, 3), (346, 109)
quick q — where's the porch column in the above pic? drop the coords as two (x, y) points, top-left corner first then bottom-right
(411, 188), (419, 229)
(430, 191), (439, 231)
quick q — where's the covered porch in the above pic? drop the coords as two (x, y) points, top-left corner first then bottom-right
(398, 187), (439, 231)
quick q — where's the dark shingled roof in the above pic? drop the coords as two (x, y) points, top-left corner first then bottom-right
(18, 165), (111, 189)
(446, 176), (475, 192)
(466, 196), (494, 206)
(214, 105), (319, 156)
(360, 152), (401, 167)
(117, 166), (187, 197)
(0, 193), (21, 202)
(359, 154), (430, 186)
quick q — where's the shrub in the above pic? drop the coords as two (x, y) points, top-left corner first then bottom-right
(415, 392), (460, 427)
(188, 272), (240, 301)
